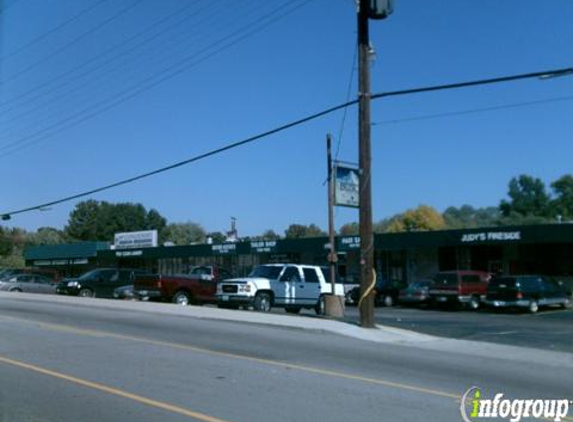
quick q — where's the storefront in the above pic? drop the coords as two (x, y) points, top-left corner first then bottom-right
(24, 224), (573, 284)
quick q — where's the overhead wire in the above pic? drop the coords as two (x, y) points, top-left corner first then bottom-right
(0, 0), (146, 85)
(0, 0), (218, 111)
(372, 94), (573, 126)
(0, 0), (240, 132)
(1, 65), (571, 219)
(0, 0), (109, 62)
(0, 0), (315, 157)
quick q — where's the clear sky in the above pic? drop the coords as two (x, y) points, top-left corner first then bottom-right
(0, 0), (572, 237)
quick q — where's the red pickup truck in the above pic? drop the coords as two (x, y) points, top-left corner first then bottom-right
(428, 270), (491, 310)
(133, 266), (234, 306)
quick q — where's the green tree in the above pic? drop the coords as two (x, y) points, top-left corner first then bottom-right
(160, 222), (206, 245)
(284, 224), (327, 239)
(250, 229), (281, 241)
(443, 205), (500, 229)
(499, 175), (550, 222)
(339, 222), (359, 235)
(385, 205), (445, 233)
(207, 232), (226, 243)
(28, 227), (67, 246)
(550, 174), (573, 220)
(65, 200), (167, 241)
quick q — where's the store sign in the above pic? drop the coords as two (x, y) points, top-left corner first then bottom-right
(115, 250), (143, 257)
(335, 165), (359, 208)
(461, 231), (521, 243)
(212, 243), (237, 255)
(338, 236), (361, 251)
(33, 259), (89, 266)
(114, 230), (157, 249)
(250, 241), (277, 253)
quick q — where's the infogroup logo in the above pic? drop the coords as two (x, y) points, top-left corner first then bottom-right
(460, 386), (571, 422)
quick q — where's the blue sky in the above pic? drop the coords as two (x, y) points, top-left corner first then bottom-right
(0, 0), (572, 237)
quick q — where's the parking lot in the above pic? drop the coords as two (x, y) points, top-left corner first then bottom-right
(343, 305), (573, 353)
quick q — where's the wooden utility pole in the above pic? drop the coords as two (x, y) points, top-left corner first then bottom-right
(324, 133), (344, 318)
(358, 0), (375, 328)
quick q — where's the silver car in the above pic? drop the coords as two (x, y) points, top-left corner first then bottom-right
(0, 274), (57, 294)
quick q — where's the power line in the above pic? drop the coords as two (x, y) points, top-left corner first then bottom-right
(0, 0), (240, 132)
(1, 65), (571, 220)
(0, 0), (220, 110)
(0, 0), (314, 157)
(0, 0), (109, 62)
(373, 94), (573, 126)
(0, 0), (146, 85)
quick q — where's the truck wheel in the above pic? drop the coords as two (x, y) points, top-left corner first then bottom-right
(468, 296), (480, 311)
(172, 291), (190, 306)
(254, 292), (272, 312)
(285, 306), (301, 314)
(315, 295), (326, 315)
(383, 295), (394, 307)
(528, 300), (539, 314)
(78, 288), (94, 298)
(9, 288), (22, 292)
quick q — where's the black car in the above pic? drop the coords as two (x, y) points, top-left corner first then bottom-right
(484, 275), (572, 313)
(349, 278), (407, 307)
(57, 268), (146, 298)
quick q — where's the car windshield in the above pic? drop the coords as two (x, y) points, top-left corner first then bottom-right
(489, 277), (517, 288)
(433, 273), (458, 286)
(79, 269), (105, 281)
(248, 265), (283, 279)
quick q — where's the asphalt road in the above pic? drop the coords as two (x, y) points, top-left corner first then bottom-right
(0, 295), (572, 422)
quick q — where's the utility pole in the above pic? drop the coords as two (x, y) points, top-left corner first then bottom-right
(324, 133), (344, 318)
(357, 0), (375, 328)
(357, 0), (393, 328)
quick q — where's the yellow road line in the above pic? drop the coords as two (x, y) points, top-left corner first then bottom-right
(0, 355), (231, 422)
(0, 315), (459, 400)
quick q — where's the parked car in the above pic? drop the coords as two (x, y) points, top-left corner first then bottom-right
(216, 264), (344, 314)
(374, 279), (408, 307)
(398, 280), (434, 305)
(484, 275), (572, 313)
(0, 267), (61, 283)
(340, 273), (360, 305)
(0, 274), (57, 294)
(113, 284), (136, 300)
(428, 270), (490, 310)
(57, 268), (147, 298)
(133, 265), (234, 305)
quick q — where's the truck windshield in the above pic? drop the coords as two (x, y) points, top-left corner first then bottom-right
(248, 266), (283, 279)
(433, 273), (458, 287)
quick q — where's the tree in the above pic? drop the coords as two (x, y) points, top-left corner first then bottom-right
(160, 222), (206, 245)
(384, 205), (445, 233)
(339, 222), (359, 235)
(28, 227), (67, 246)
(443, 205), (500, 229)
(250, 229), (281, 241)
(206, 232), (226, 243)
(550, 174), (573, 221)
(499, 175), (550, 221)
(284, 224), (327, 239)
(65, 200), (167, 241)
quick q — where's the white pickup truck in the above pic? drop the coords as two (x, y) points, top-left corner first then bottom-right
(216, 264), (344, 314)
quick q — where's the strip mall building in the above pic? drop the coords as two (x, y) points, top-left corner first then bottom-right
(24, 224), (573, 284)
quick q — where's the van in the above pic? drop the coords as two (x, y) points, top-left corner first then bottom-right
(428, 270), (490, 310)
